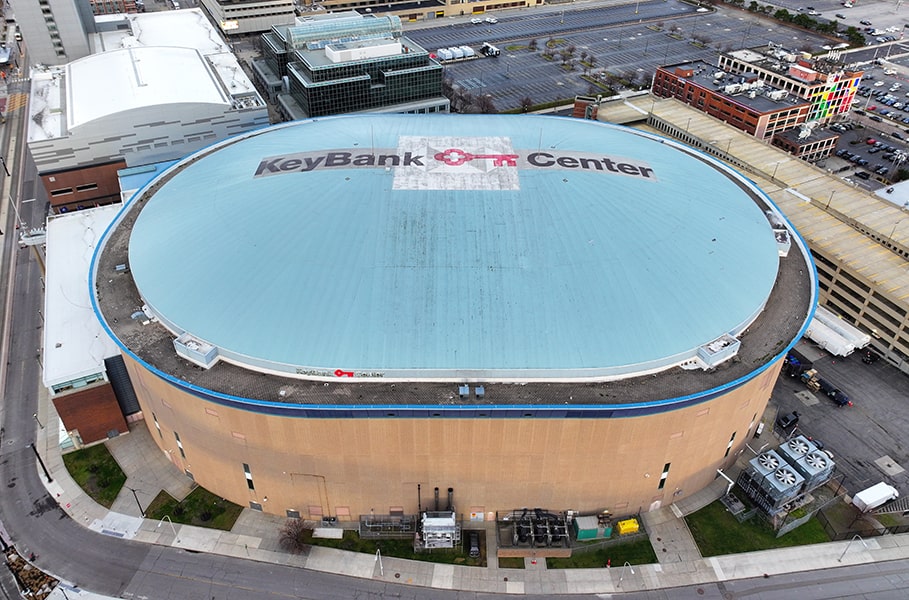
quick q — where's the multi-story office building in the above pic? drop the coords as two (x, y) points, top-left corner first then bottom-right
(8, 0), (93, 65)
(718, 45), (862, 123)
(255, 11), (448, 120)
(198, 0), (295, 36)
(89, 0), (139, 15)
(297, 0), (542, 23)
(651, 61), (812, 140)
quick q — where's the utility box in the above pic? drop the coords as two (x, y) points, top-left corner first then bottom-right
(572, 515), (600, 540)
(616, 518), (639, 535)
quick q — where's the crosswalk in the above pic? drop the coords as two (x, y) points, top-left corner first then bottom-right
(1, 93), (28, 114)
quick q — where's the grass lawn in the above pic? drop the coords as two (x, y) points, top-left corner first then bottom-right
(61, 444), (126, 508)
(305, 530), (485, 567)
(497, 557), (525, 569)
(546, 538), (656, 569)
(686, 500), (829, 556)
(145, 487), (243, 531)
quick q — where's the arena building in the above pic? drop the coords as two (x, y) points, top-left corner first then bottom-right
(91, 114), (816, 521)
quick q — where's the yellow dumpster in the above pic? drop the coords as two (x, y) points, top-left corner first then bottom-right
(616, 518), (639, 535)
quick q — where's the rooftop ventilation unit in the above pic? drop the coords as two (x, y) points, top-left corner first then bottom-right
(750, 450), (786, 477)
(760, 466), (805, 503)
(792, 450), (835, 489)
(778, 435), (817, 464)
(697, 333), (741, 367)
(173, 333), (220, 369)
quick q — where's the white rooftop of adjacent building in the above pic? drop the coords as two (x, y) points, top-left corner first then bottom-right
(44, 205), (123, 389)
(92, 9), (230, 55)
(28, 8), (259, 143)
(66, 46), (229, 132)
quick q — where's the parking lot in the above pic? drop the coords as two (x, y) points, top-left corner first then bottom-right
(769, 341), (909, 497)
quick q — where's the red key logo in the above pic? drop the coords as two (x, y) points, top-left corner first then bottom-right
(434, 148), (519, 167)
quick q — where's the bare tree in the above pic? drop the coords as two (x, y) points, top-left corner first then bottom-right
(475, 94), (498, 114)
(528, 38), (538, 51)
(279, 519), (313, 554)
(520, 96), (534, 112)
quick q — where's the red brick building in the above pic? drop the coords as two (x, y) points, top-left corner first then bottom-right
(652, 61), (811, 140)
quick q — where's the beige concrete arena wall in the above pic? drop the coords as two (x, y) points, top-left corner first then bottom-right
(125, 354), (783, 520)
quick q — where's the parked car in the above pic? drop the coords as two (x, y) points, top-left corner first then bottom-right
(777, 411), (800, 429)
(836, 13), (846, 19)
(470, 17), (482, 24)
(468, 531), (480, 558)
(484, 16), (497, 23)
(861, 19), (872, 25)
(871, 115), (884, 122)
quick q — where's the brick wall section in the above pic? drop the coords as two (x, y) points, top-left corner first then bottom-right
(52, 382), (128, 444)
(41, 160), (126, 212)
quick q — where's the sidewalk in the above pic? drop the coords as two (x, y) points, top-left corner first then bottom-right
(30, 390), (909, 597)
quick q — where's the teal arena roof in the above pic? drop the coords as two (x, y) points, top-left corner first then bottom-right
(122, 114), (780, 382)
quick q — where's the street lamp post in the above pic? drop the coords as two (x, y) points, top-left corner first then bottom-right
(838, 534), (868, 562)
(889, 218), (904, 243)
(32, 413), (44, 429)
(0, 155), (10, 177)
(619, 561), (635, 587)
(126, 486), (146, 517)
(29, 443), (53, 483)
(158, 515), (179, 542)
(826, 190), (836, 210)
(375, 548), (384, 576)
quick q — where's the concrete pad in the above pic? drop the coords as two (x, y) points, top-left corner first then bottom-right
(795, 390), (820, 406)
(313, 527), (343, 539)
(874, 455), (906, 476)
(431, 563), (454, 588)
(89, 512), (142, 539)
(173, 526), (220, 552)
(305, 546), (375, 577)
(504, 580), (525, 594)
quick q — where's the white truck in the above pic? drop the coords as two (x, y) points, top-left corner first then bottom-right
(852, 482), (899, 512)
